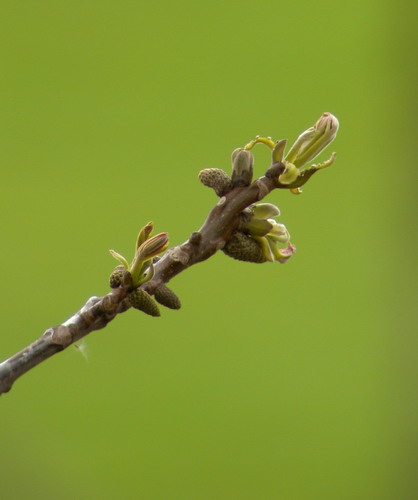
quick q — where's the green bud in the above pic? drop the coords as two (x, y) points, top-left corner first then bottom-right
(136, 221), (154, 250)
(223, 231), (267, 263)
(137, 233), (169, 261)
(285, 112), (339, 168)
(129, 289), (161, 317)
(285, 128), (316, 164)
(198, 168), (233, 197)
(231, 148), (254, 187)
(253, 203), (280, 219)
(130, 233), (169, 285)
(272, 139), (287, 163)
(154, 284), (181, 310)
(242, 217), (273, 237)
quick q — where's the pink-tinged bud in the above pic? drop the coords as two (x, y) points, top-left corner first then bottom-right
(315, 112), (339, 136)
(274, 242), (296, 264)
(137, 233), (169, 261)
(285, 112), (339, 168)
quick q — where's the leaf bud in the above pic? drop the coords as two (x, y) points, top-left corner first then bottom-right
(130, 233), (169, 286)
(252, 203), (280, 219)
(136, 233), (169, 261)
(136, 221), (154, 249)
(242, 217), (273, 237)
(285, 112), (339, 168)
(231, 148), (254, 187)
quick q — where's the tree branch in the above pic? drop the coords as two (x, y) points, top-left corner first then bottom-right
(0, 175), (278, 395)
(1, 111), (339, 395)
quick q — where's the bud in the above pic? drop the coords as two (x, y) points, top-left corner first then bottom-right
(136, 233), (169, 261)
(242, 217), (273, 237)
(129, 289), (161, 317)
(198, 168), (232, 197)
(154, 284), (181, 310)
(248, 215), (293, 262)
(285, 112), (339, 167)
(272, 139), (287, 163)
(130, 233), (169, 285)
(266, 220), (290, 244)
(231, 148), (254, 187)
(252, 203), (280, 219)
(136, 221), (154, 249)
(222, 231), (267, 263)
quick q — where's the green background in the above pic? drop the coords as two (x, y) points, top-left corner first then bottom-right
(0, 1), (415, 499)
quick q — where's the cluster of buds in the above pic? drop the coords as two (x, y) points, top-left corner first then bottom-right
(223, 203), (295, 264)
(199, 112), (338, 197)
(109, 222), (168, 288)
(108, 223), (181, 317)
(199, 112), (338, 265)
(110, 113), (338, 315)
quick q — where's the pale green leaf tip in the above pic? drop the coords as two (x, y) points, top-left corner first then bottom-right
(109, 249), (129, 269)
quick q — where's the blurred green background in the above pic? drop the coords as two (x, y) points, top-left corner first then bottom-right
(0, 1), (415, 499)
